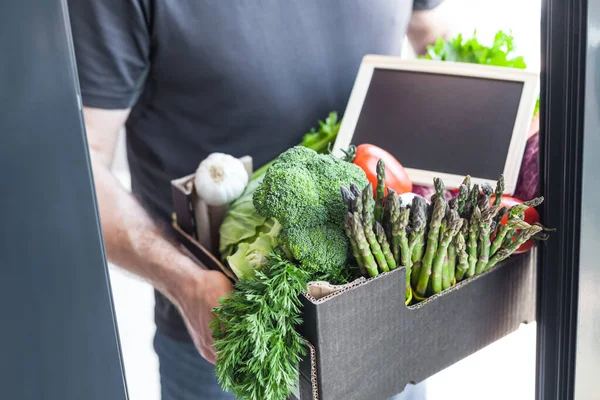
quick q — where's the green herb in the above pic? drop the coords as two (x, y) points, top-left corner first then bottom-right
(212, 253), (310, 400)
(422, 29), (527, 69)
(299, 111), (341, 153)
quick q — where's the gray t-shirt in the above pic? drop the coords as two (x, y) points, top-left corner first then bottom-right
(68, 0), (443, 341)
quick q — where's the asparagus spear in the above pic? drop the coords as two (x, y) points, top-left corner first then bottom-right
(375, 222), (397, 270)
(466, 206), (481, 278)
(493, 175), (505, 207)
(447, 239), (457, 287)
(348, 213), (378, 277)
(390, 195), (410, 266)
(362, 183), (375, 218)
(457, 184), (469, 216)
(340, 186), (356, 212)
(388, 194), (401, 263)
(416, 196), (447, 297)
(374, 160), (386, 223)
(398, 208), (411, 270)
(479, 183), (494, 210)
(391, 203), (412, 296)
(493, 206), (508, 233)
(506, 197), (545, 220)
(463, 183), (480, 220)
(485, 225), (543, 271)
(475, 206), (499, 275)
(409, 196), (427, 288)
(449, 197), (458, 212)
(343, 214), (366, 276)
(383, 188), (397, 243)
(359, 183), (389, 272)
(433, 177), (445, 203)
(350, 182), (362, 198)
(497, 197), (544, 246)
(454, 228), (470, 281)
(462, 175), (472, 192)
(490, 219), (530, 256)
(352, 194), (364, 215)
(432, 214), (463, 294)
(363, 209), (389, 273)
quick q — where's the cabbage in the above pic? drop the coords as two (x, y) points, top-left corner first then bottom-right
(226, 220), (281, 279)
(218, 175), (280, 279)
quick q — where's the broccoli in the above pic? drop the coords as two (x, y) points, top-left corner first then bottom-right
(253, 146), (369, 276)
(281, 223), (350, 279)
(254, 146), (368, 227)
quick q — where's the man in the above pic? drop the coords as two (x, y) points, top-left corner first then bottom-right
(67, 1), (450, 399)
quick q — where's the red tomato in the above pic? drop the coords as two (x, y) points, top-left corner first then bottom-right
(352, 144), (413, 195)
(490, 195), (540, 254)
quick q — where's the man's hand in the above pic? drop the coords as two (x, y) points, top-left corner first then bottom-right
(174, 270), (233, 364)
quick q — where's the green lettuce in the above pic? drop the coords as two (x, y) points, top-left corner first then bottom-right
(422, 29), (527, 69)
(218, 175), (280, 279)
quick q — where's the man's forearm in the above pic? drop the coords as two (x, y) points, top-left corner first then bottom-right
(91, 155), (203, 305)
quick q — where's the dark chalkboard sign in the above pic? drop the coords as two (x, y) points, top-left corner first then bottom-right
(334, 56), (539, 193)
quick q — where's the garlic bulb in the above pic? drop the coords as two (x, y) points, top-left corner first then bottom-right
(194, 153), (249, 206)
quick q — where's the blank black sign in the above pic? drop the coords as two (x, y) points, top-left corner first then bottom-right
(352, 68), (524, 180)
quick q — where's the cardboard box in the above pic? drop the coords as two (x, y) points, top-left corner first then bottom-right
(171, 174), (536, 400)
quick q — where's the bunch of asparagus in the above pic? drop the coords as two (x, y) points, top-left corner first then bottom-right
(341, 160), (549, 302)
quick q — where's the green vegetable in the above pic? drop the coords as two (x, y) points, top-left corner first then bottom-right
(227, 221), (282, 279)
(455, 229), (470, 282)
(253, 146), (368, 278)
(348, 212), (379, 277)
(254, 146), (368, 229)
(475, 206), (498, 275)
(219, 176), (270, 259)
(219, 176), (283, 279)
(409, 196), (428, 288)
(416, 197), (446, 297)
(447, 241), (457, 288)
(374, 159), (386, 223)
(485, 225), (543, 271)
(431, 215), (462, 294)
(457, 183), (469, 215)
(375, 221), (397, 270)
(466, 205), (481, 278)
(493, 175), (505, 207)
(422, 29), (527, 69)
(252, 112), (341, 179)
(280, 223), (349, 281)
(490, 218), (529, 256)
(212, 253), (310, 400)
(363, 209), (389, 273)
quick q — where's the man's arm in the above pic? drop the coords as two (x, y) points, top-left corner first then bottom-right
(407, 5), (451, 56)
(84, 107), (232, 364)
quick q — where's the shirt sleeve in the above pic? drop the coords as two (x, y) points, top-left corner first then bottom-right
(412, 0), (445, 11)
(67, 0), (150, 109)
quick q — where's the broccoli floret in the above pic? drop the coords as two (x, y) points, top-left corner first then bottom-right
(253, 162), (327, 228)
(253, 146), (369, 277)
(253, 146), (369, 228)
(280, 223), (350, 277)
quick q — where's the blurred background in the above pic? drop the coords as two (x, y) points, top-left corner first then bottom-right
(108, 0), (541, 399)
